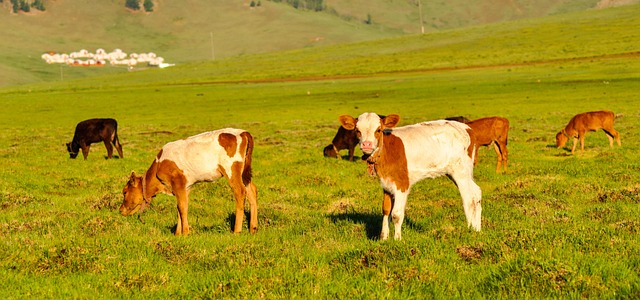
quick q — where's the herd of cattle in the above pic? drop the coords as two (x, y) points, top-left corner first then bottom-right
(66, 110), (621, 240)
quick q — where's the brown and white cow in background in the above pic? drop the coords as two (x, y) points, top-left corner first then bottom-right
(339, 113), (482, 240)
(66, 118), (123, 160)
(556, 110), (621, 154)
(119, 129), (258, 236)
(465, 116), (510, 173)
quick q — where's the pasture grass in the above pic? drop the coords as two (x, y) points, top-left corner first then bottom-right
(2, 5), (640, 299)
(1, 57), (639, 298)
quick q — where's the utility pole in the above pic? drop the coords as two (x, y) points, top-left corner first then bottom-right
(418, 0), (425, 34)
(210, 32), (216, 60)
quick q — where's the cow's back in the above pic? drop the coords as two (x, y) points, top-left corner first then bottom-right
(158, 129), (246, 184)
(392, 121), (472, 179)
(573, 111), (614, 131)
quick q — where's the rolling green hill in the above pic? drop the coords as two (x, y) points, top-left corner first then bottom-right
(1, 0), (639, 87)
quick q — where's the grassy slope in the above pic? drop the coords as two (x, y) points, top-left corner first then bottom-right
(2, 0), (640, 88)
(1, 4), (640, 299)
(0, 0), (401, 87)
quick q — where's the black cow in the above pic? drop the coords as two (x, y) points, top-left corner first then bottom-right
(66, 118), (123, 160)
(323, 126), (359, 161)
(445, 116), (471, 123)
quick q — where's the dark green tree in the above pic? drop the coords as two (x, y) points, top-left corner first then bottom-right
(31, 0), (46, 11)
(19, 0), (30, 12)
(11, 0), (19, 13)
(143, 0), (153, 12)
(125, 0), (140, 10)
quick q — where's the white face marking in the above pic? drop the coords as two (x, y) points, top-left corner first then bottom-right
(355, 113), (382, 154)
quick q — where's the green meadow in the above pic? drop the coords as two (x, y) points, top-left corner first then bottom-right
(1, 5), (640, 299)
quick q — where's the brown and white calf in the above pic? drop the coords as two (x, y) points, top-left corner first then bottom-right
(66, 118), (123, 160)
(339, 113), (482, 240)
(556, 110), (621, 154)
(465, 116), (510, 173)
(119, 129), (258, 236)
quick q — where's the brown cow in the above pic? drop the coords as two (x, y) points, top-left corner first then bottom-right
(465, 116), (509, 173)
(556, 110), (621, 154)
(323, 126), (359, 161)
(66, 118), (123, 160)
(119, 129), (258, 236)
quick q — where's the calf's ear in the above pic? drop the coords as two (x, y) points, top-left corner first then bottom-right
(128, 171), (138, 187)
(339, 115), (357, 130)
(382, 114), (400, 128)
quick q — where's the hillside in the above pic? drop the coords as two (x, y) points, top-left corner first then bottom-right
(0, 0), (639, 87)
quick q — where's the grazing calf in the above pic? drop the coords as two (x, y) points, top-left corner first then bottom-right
(465, 117), (510, 173)
(323, 125), (359, 161)
(66, 118), (123, 160)
(556, 110), (621, 154)
(119, 129), (258, 236)
(339, 113), (482, 240)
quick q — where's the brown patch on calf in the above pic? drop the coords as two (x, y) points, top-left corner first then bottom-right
(465, 128), (477, 160)
(240, 131), (254, 186)
(374, 133), (410, 192)
(218, 133), (238, 158)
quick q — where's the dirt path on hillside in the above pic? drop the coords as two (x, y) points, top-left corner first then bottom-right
(186, 51), (640, 86)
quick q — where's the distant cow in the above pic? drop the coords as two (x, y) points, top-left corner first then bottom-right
(66, 118), (123, 160)
(323, 125), (359, 161)
(119, 129), (258, 236)
(339, 113), (482, 240)
(445, 116), (471, 123)
(465, 116), (510, 173)
(556, 110), (621, 154)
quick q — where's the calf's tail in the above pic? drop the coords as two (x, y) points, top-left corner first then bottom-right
(240, 131), (254, 186)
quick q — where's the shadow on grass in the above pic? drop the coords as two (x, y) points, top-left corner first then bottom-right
(328, 211), (381, 240)
(328, 211), (427, 240)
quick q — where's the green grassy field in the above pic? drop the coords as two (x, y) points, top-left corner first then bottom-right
(1, 5), (640, 299)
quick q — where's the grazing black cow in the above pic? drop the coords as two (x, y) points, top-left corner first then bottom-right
(66, 118), (123, 160)
(323, 125), (359, 161)
(445, 116), (471, 123)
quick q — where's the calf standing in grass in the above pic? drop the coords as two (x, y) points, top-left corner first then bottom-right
(465, 116), (510, 173)
(556, 110), (621, 154)
(66, 118), (123, 160)
(339, 113), (482, 240)
(119, 129), (258, 236)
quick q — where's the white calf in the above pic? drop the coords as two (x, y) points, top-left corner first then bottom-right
(339, 113), (482, 240)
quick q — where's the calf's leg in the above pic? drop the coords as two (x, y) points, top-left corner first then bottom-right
(491, 142), (503, 172)
(380, 191), (393, 241)
(246, 181), (258, 233)
(450, 168), (482, 231)
(81, 144), (91, 160)
(103, 140), (114, 159)
(231, 180), (247, 234)
(174, 188), (190, 236)
(390, 191), (409, 240)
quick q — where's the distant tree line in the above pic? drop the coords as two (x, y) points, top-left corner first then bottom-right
(10, 0), (46, 13)
(125, 0), (154, 12)
(269, 0), (324, 12)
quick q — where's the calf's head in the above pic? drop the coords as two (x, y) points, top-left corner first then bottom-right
(119, 171), (147, 216)
(339, 113), (400, 155)
(555, 130), (568, 148)
(66, 142), (79, 159)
